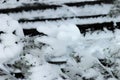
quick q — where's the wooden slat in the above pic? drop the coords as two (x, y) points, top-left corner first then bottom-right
(22, 21), (117, 36)
(18, 14), (107, 23)
(0, 1), (115, 36)
(0, 3), (61, 13)
(116, 22), (120, 29)
(64, 0), (113, 7)
(0, 0), (112, 13)
(65, 1), (102, 7)
(23, 28), (46, 36)
(76, 21), (115, 35)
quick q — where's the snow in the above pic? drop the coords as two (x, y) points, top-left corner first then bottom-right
(82, 68), (98, 78)
(57, 24), (82, 41)
(0, 14), (24, 37)
(8, 4), (112, 20)
(36, 24), (59, 37)
(108, 78), (117, 80)
(1, 1), (120, 80)
(0, 14), (120, 80)
(0, 14), (24, 63)
(29, 63), (64, 80)
(35, 37), (68, 57)
(37, 23), (80, 40)
(35, 23), (81, 57)
(0, 0), (95, 9)
(29, 22), (120, 80)
(0, 14), (24, 80)
(21, 16), (116, 28)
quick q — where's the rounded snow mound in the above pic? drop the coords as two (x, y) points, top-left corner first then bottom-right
(37, 23), (82, 41)
(57, 24), (81, 41)
(0, 14), (24, 63)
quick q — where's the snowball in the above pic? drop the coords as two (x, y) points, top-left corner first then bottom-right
(36, 24), (58, 37)
(57, 24), (80, 41)
(37, 23), (81, 41)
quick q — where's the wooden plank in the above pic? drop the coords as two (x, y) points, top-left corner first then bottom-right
(0, 3), (61, 13)
(76, 21), (115, 34)
(64, 0), (112, 7)
(0, 1), (112, 13)
(18, 14), (107, 23)
(23, 28), (46, 36)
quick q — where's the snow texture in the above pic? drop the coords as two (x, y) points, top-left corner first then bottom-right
(0, 1), (120, 80)
(0, 14), (24, 63)
(0, 14), (24, 80)
(0, 14), (120, 80)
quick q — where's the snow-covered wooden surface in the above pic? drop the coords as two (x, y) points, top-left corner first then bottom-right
(1, 1), (120, 80)
(0, 0), (118, 35)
